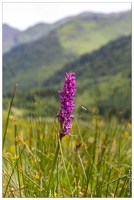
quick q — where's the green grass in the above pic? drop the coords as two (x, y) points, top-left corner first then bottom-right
(2, 87), (131, 197)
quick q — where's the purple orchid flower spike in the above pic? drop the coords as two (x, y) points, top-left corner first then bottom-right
(57, 72), (76, 139)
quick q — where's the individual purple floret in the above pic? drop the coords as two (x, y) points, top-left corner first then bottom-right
(57, 72), (76, 138)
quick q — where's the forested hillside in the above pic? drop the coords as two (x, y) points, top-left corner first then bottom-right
(3, 31), (75, 92)
(3, 11), (131, 94)
(43, 35), (131, 118)
(3, 35), (131, 119)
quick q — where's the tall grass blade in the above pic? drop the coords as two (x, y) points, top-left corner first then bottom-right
(3, 84), (18, 150)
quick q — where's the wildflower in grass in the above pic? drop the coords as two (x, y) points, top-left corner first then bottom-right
(14, 155), (19, 159)
(34, 174), (39, 180)
(10, 145), (15, 152)
(18, 166), (23, 171)
(127, 122), (132, 128)
(15, 135), (22, 143)
(57, 72), (76, 138)
(54, 192), (58, 198)
(40, 134), (43, 140)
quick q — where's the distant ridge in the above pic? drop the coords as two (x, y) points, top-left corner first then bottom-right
(3, 10), (131, 53)
(2, 24), (21, 53)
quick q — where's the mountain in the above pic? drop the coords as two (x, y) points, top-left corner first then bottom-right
(43, 35), (131, 117)
(43, 35), (131, 87)
(2, 24), (21, 53)
(3, 31), (76, 93)
(3, 23), (54, 53)
(57, 11), (131, 55)
(3, 11), (131, 54)
(36, 35), (131, 119)
(3, 11), (131, 94)
(3, 35), (131, 119)
(2, 16), (73, 53)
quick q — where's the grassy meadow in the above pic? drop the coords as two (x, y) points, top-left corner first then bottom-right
(2, 10), (131, 198)
(2, 85), (131, 198)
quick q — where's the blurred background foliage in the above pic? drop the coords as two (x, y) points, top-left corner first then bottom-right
(3, 11), (131, 121)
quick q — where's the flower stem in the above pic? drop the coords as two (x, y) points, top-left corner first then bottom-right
(47, 139), (60, 197)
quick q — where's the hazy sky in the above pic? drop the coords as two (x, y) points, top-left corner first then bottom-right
(2, 2), (131, 31)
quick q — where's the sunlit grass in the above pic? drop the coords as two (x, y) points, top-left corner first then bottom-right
(2, 100), (131, 197)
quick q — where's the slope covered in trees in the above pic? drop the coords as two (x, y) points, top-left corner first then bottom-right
(3, 11), (131, 93)
(3, 35), (131, 119)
